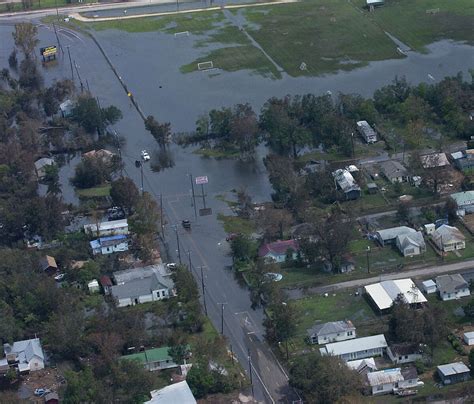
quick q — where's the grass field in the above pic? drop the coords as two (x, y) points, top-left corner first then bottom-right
(76, 184), (111, 198)
(0, 0), (94, 13)
(353, 0), (474, 52)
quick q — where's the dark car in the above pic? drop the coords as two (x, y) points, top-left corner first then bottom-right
(182, 220), (191, 229)
(226, 233), (239, 242)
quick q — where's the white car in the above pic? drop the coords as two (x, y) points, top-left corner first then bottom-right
(264, 273), (283, 282)
(141, 150), (150, 161)
(166, 263), (177, 270)
(54, 273), (65, 282)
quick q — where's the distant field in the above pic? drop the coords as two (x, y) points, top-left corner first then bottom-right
(352, 0), (474, 52)
(63, 0), (474, 77)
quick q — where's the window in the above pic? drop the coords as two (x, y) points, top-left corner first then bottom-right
(405, 355), (408, 359)
(399, 356), (402, 360)
(347, 331), (353, 336)
(377, 386), (384, 391)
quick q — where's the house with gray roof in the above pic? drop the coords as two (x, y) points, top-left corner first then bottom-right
(437, 362), (470, 385)
(376, 226), (417, 247)
(34, 157), (55, 179)
(307, 320), (356, 345)
(395, 231), (426, 257)
(435, 274), (470, 301)
(320, 334), (387, 361)
(332, 168), (361, 200)
(450, 191), (474, 214)
(111, 265), (176, 307)
(379, 160), (408, 183)
(432, 225), (466, 252)
(2, 338), (45, 373)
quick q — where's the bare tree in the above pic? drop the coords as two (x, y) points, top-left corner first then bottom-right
(12, 23), (39, 59)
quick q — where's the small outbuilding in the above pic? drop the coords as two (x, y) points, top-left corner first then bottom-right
(422, 279), (437, 294)
(437, 362), (470, 385)
(88, 279), (100, 293)
(463, 332), (474, 346)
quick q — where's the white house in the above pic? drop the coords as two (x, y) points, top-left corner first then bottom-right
(356, 120), (377, 143)
(2, 338), (45, 373)
(84, 219), (128, 237)
(307, 320), (356, 345)
(387, 343), (423, 364)
(379, 160), (408, 183)
(463, 332), (474, 346)
(367, 367), (420, 396)
(90, 235), (128, 255)
(395, 231), (426, 257)
(376, 226), (417, 247)
(111, 265), (176, 307)
(422, 279), (437, 294)
(432, 225), (466, 252)
(365, 279), (427, 312)
(436, 274), (470, 301)
(346, 357), (377, 374)
(258, 239), (300, 263)
(320, 334), (387, 361)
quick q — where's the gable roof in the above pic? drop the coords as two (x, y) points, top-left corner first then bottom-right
(367, 368), (403, 386)
(91, 234), (128, 249)
(83, 219), (128, 233)
(145, 381), (196, 404)
(389, 343), (421, 356)
(437, 362), (470, 377)
(433, 225), (465, 244)
(332, 169), (361, 193)
(5, 338), (44, 364)
(258, 239), (299, 258)
(34, 157), (54, 170)
(364, 279), (427, 310)
(307, 320), (355, 337)
(39, 255), (57, 271)
(377, 226), (416, 241)
(450, 191), (474, 207)
(322, 334), (387, 356)
(100, 275), (113, 287)
(397, 231), (425, 250)
(436, 274), (468, 295)
(111, 274), (174, 300)
(121, 346), (175, 365)
(380, 160), (408, 179)
(346, 357), (377, 373)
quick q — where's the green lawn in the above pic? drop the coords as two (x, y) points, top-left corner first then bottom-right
(353, 0), (474, 52)
(217, 213), (256, 235)
(0, 0), (94, 13)
(193, 147), (241, 159)
(76, 184), (111, 198)
(238, 0), (402, 76)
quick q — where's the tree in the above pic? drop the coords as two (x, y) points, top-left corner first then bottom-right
(12, 23), (38, 59)
(110, 177), (139, 212)
(8, 49), (18, 70)
(144, 115), (171, 145)
(129, 192), (160, 236)
(63, 367), (101, 404)
(257, 207), (293, 241)
(18, 58), (43, 91)
(230, 235), (257, 263)
(71, 96), (122, 135)
(469, 349), (474, 375)
(464, 299), (474, 318)
(289, 353), (363, 402)
(444, 198), (458, 222)
(229, 103), (259, 158)
(71, 156), (117, 188)
(397, 201), (411, 223)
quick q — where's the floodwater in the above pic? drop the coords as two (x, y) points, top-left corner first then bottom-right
(0, 22), (473, 203)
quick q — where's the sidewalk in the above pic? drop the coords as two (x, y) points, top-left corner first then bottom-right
(286, 258), (474, 299)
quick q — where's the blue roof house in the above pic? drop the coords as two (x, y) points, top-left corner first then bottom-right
(90, 234), (128, 255)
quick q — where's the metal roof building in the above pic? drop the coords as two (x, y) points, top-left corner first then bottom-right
(364, 279), (427, 311)
(320, 334), (387, 361)
(145, 381), (196, 404)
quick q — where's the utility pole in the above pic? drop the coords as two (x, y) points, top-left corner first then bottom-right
(135, 160), (144, 194)
(248, 348), (254, 396)
(175, 226), (182, 264)
(113, 130), (123, 178)
(201, 183), (206, 208)
(351, 132), (355, 158)
(74, 60), (84, 92)
(66, 46), (74, 81)
(160, 194), (164, 235)
(188, 173), (197, 219)
(218, 303), (226, 335)
(366, 246), (371, 274)
(199, 266), (208, 316)
(187, 250), (192, 271)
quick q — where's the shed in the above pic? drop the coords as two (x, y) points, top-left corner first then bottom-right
(422, 279), (437, 294)
(88, 279), (100, 293)
(424, 223), (435, 235)
(437, 362), (470, 385)
(44, 392), (59, 404)
(463, 332), (474, 346)
(367, 183), (378, 194)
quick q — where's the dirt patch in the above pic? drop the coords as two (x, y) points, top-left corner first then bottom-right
(19, 368), (64, 401)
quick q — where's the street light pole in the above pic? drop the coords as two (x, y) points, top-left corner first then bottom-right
(187, 250), (192, 271)
(188, 173), (197, 219)
(366, 246), (371, 274)
(174, 226), (182, 264)
(221, 303), (225, 335)
(248, 348), (254, 396)
(199, 266), (208, 316)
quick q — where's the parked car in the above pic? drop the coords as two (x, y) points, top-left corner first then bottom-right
(34, 388), (50, 397)
(182, 220), (191, 229)
(141, 150), (150, 161)
(54, 273), (65, 282)
(226, 233), (239, 242)
(166, 263), (177, 270)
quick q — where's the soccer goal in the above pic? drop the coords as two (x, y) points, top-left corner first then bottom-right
(198, 61), (214, 71)
(174, 31), (190, 38)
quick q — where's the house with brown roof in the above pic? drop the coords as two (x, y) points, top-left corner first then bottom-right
(258, 240), (300, 263)
(39, 255), (58, 275)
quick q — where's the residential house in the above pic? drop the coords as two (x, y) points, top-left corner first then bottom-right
(395, 231), (426, 257)
(319, 334), (387, 361)
(435, 274), (470, 301)
(367, 0), (384, 7)
(367, 366), (420, 396)
(88, 279), (100, 293)
(463, 332), (474, 346)
(450, 191), (474, 214)
(83, 149), (115, 163)
(2, 338), (45, 373)
(365, 279), (427, 312)
(332, 168), (361, 200)
(387, 343), (423, 364)
(34, 157), (55, 179)
(432, 225), (466, 252)
(84, 218), (128, 237)
(90, 234), (128, 255)
(258, 239), (299, 263)
(422, 279), (437, 294)
(144, 381), (196, 404)
(121, 346), (188, 371)
(437, 362), (471, 385)
(420, 152), (450, 169)
(100, 275), (113, 295)
(111, 265), (175, 307)
(379, 160), (408, 183)
(356, 120), (377, 143)
(59, 99), (73, 117)
(307, 320), (356, 345)
(346, 357), (377, 375)
(375, 226), (417, 247)
(323, 254), (356, 273)
(39, 255), (58, 275)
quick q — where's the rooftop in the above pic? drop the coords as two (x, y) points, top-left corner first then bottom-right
(376, 226), (416, 241)
(437, 362), (470, 377)
(39, 255), (57, 271)
(322, 334), (387, 356)
(4, 338), (44, 364)
(433, 225), (465, 243)
(367, 368), (403, 386)
(436, 274), (468, 294)
(379, 160), (408, 179)
(83, 219), (128, 233)
(258, 239), (299, 257)
(111, 273), (174, 300)
(422, 279), (436, 288)
(145, 381), (196, 404)
(332, 169), (361, 193)
(364, 279), (427, 311)
(397, 231), (425, 250)
(121, 347), (174, 365)
(421, 152), (449, 168)
(346, 357), (377, 373)
(307, 320), (355, 337)
(450, 191), (474, 207)
(34, 157), (54, 170)
(389, 343), (421, 356)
